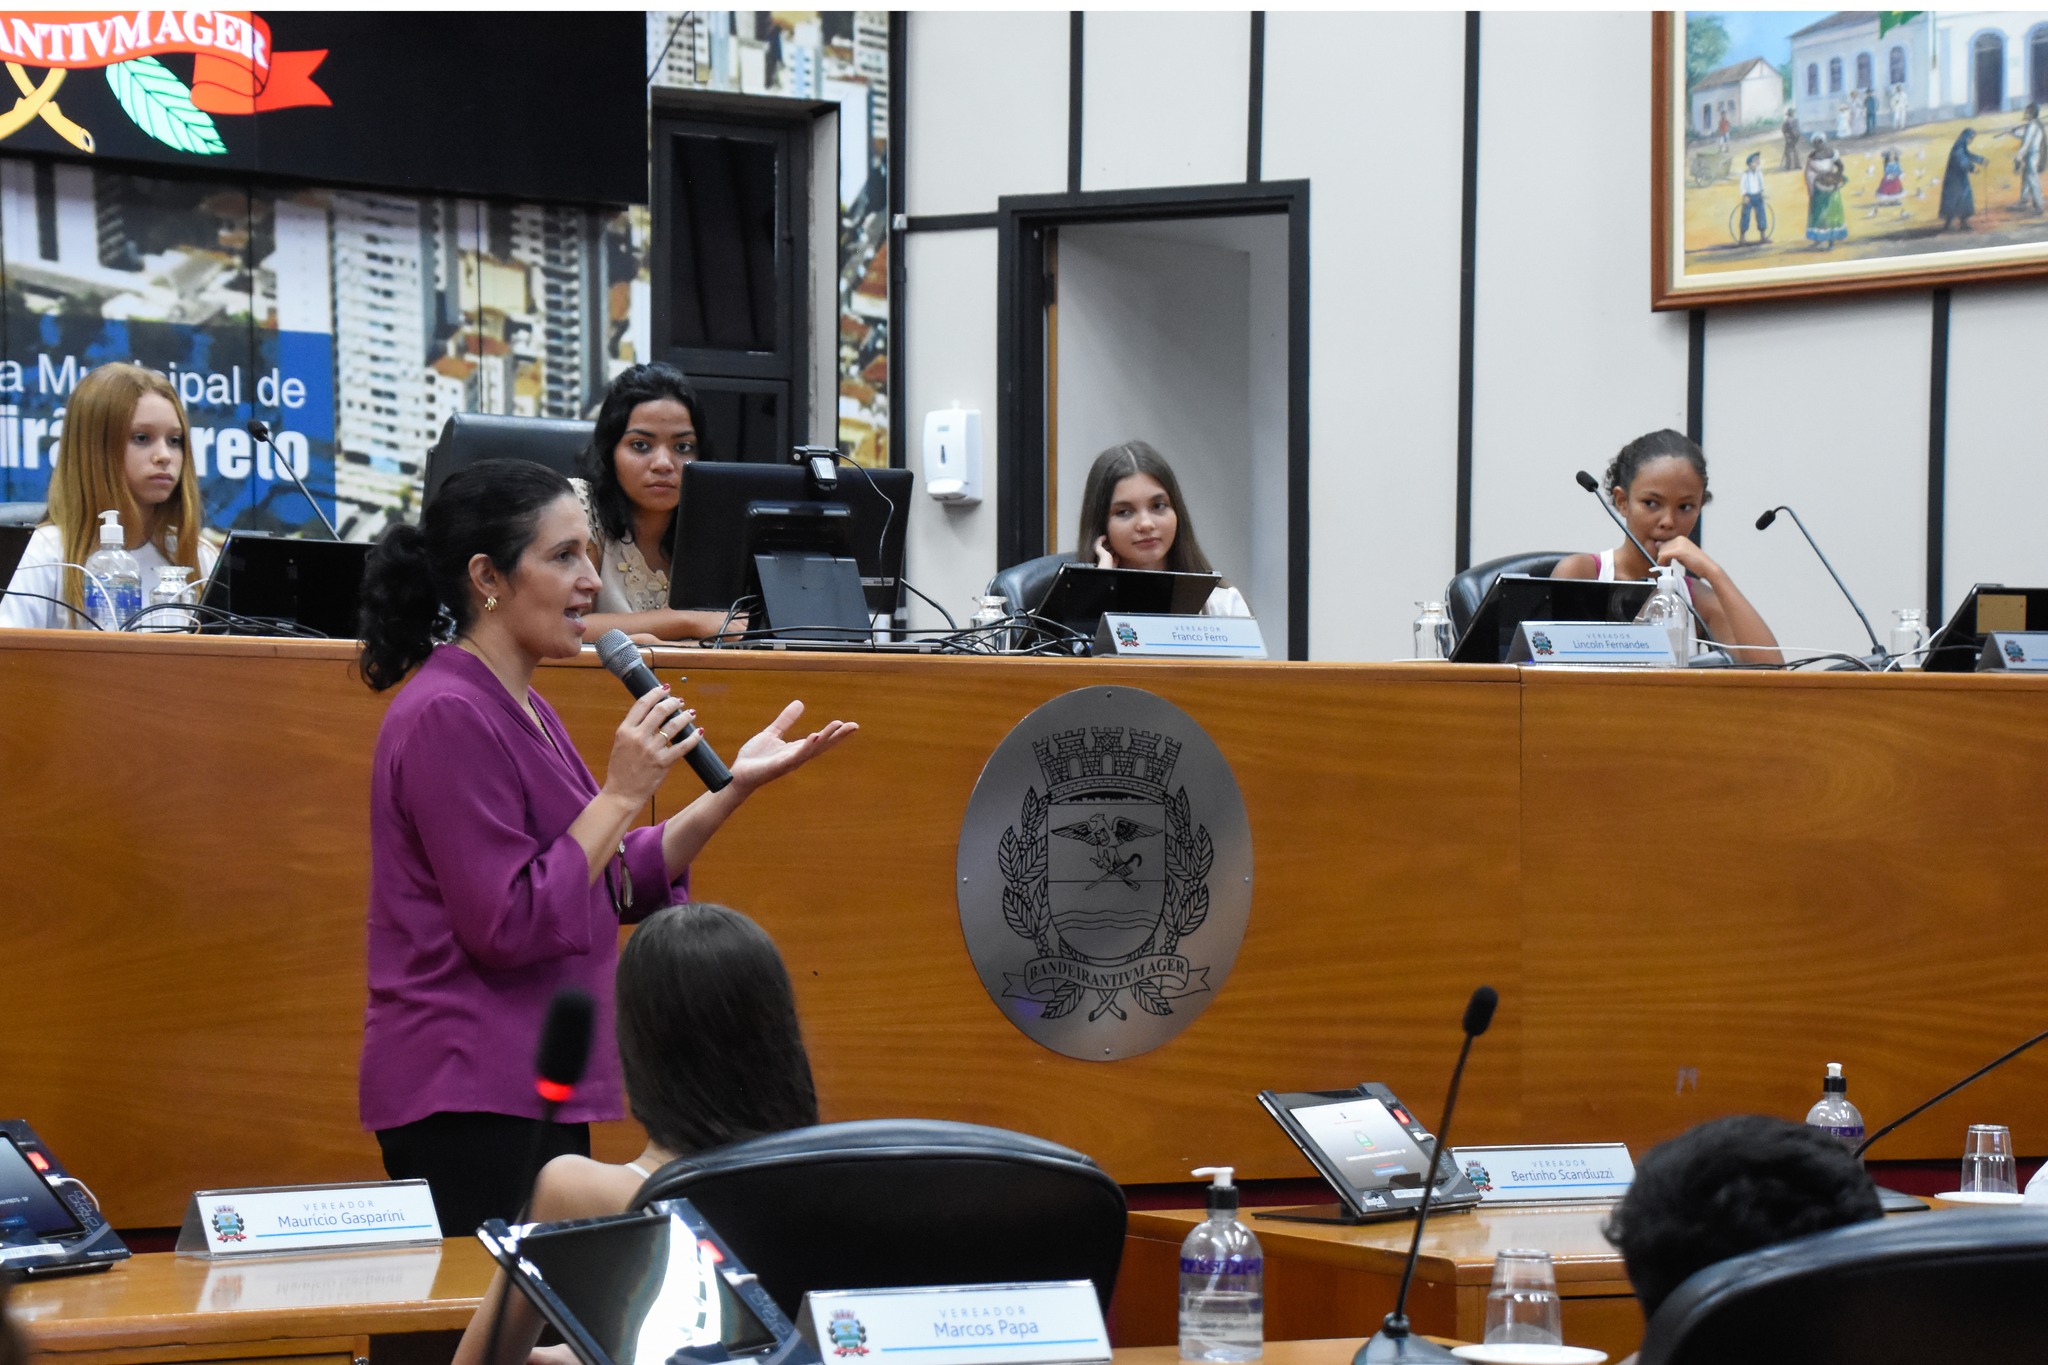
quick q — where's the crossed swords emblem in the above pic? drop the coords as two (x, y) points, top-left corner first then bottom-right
(0, 65), (97, 152)
(1052, 813), (1162, 890)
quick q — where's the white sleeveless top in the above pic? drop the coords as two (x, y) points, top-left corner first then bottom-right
(1593, 548), (1694, 603)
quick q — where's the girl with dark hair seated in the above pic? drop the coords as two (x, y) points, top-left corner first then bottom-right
(1552, 429), (1778, 661)
(453, 902), (818, 1365)
(571, 362), (735, 643)
(1074, 441), (1249, 617)
(356, 459), (854, 1240)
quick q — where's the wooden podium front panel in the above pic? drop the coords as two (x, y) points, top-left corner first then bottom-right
(0, 635), (1522, 1224)
(1519, 668), (2048, 1158)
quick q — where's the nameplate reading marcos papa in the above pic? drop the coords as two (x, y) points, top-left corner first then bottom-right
(956, 686), (1253, 1060)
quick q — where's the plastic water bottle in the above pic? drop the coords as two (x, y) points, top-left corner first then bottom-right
(1890, 608), (1929, 667)
(144, 565), (198, 632)
(1413, 601), (1453, 660)
(1632, 562), (1692, 662)
(1805, 1062), (1865, 1149)
(1179, 1166), (1262, 1362)
(83, 509), (142, 631)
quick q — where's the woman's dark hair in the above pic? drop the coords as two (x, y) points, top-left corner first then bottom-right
(1073, 440), (1216, 576)
(1602, 428), (1713, 505)
(1603, 1114), (1881, 1315)
(357, 459), (573, 691)
(617, 903), (818, 1156)
(578, 362), (706, 546)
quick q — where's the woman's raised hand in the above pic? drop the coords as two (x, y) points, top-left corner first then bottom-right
(1093, 535), (1116, 569)
(728, 700), (858, 796)
(603, 686), (700, 806)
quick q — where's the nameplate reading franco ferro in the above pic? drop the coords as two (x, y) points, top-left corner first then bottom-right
(956, 686), (1253, 1061)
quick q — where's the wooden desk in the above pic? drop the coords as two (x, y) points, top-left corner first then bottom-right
(13, 1241), (494, 1365)
(5, 632), (2046, 1228)
(1117, 1206), (1637, 1359)
(13, 1246), (1383, 1365)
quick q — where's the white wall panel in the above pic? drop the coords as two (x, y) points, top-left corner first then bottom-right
(1082, 11), (1249, 194)
(901, 228), (1001, 630)
(1262, 10), (1467, 659)
(1700, 296), (1930, 659)
(906, 11), (1068, 217)
(1943, 281), (2048, 623)
(1468, 11), (1691, 578)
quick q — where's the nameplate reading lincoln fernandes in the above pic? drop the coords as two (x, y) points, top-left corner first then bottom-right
(956, 686), (1253, 1060)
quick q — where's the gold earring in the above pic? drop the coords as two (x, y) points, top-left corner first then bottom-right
(484, 596), (498, 612)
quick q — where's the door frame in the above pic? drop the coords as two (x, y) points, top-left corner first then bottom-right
(995, 180), (1311, 660)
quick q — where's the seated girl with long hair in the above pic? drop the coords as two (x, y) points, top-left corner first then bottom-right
(1074, 441), (1248, 617)
(453, 902), (818, 1365)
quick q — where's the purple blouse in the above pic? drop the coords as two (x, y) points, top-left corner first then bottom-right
(359, 646), (685, 1131)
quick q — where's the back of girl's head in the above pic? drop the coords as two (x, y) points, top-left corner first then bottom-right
(1604, 428), (1712, 504)
(578, 363), (704, 544)
(47, 363), (203, 604)
(616, 903), (818, 1157)
(1074, 440), (1214, 575)
(357, 459), (571, 690)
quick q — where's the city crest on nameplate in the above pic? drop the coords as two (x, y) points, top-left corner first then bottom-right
(957, 686), (1253, 1060)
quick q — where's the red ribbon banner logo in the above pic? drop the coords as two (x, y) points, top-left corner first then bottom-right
(0, 10), (327, 155)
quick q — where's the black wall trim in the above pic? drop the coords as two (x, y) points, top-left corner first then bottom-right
(1686, 307), (1706, 546)
(1927, 288), (1950, 625)
(904, 212), (1002, 233)
(1067, 13), (1084, 194)
(1452, 10), (1480, 572)
(1247, 12), (1265, 183)
(887, 12), (907, 476)
(995, 180), (1313, 659)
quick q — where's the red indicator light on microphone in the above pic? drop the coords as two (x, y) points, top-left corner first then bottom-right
(536, 1079), (574, 1103)
(27, 1151), (50, 1172)
(698, 1238), (724, 1263)
(1392, 1108), (1412, 1126)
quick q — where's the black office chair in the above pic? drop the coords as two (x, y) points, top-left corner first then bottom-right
(1444, 551), (1571, 635)
(423, 413), (593, 502)
(988, 552), (1076, 617)
(630, 1118), (1128, 1314)
(1637, 1208), (2048, 1364)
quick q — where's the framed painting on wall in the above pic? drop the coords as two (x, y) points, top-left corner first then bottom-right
(1652, 10), (2048, 308)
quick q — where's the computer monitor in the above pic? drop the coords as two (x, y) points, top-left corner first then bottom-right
(423, 414), (592, 503)
(0, 524), (32, 585)
(1923, 584), (2048, 672)
(199, 532), (370, 639)
(1034, 563), (1219, 644)
(669, 461), (911, 635)
(1450, 573), (1656, 664)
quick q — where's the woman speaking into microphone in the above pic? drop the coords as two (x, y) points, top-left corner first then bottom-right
(354, 459), (855, 1235)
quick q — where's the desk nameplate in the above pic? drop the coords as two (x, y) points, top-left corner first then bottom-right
(1449, 1144), (1635, 1207)
(800, 1281), (1110, 1365)
(1094, 613), (1268, 659)
(1507, 623), (1676, 667)
(1978, 632), (2048, 671)
(176, 1180), (442, 1258)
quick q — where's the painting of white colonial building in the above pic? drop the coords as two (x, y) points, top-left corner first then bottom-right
(1691, 56), (1785, 133)
(1790, 10), (2048, 134)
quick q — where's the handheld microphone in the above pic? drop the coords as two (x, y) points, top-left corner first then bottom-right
(1755, 505), (1885, 660)
(478, 989), (597, 1365)
(1573, 469), (1717, 646)
(1850, 1027), (2048, 1214)
(246, 420), (340, 540)
(593, 628), (734, 792)
(1355, 986), (1499, 1365)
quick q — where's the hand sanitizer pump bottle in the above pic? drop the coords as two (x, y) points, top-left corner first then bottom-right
(1804, 1062), (1865, 1149)
(1179, 1166), (1262, 1362)
(1633, 561), (1693, 662)
(84, 510), (143, 631)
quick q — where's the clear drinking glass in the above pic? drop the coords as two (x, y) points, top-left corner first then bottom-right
(1483, 1247), (1563, 1346)
(1413, 601), (1454, 661)
(1962, 1124), (2018, 1195)
(1890, 608), (1929, 666)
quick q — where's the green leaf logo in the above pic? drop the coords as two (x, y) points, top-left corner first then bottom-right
(104, 57), (227, 157)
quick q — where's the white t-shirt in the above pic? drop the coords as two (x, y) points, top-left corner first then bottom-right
(1202, 584), (1252, 618)
(0, 524), (217, 631)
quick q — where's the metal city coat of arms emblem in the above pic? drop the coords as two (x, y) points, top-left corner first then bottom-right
(957, 686), (1253, 1060)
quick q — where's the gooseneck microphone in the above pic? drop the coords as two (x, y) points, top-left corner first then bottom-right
(1852, 1026), (2048, 1165)
(1573, 469), (1716, 645)
(593, 629), (734, 792)
(1755, 505), (1884, 660)
(1356, 986), (1499, 1365)
(246, 419), (340, 540)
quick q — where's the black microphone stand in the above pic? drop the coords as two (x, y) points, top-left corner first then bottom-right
(247, 420), (341, 540)
(1356, 988), (1497, 1364)
(1755, 505), (1886, 666)
(1852, 1026), (2048, 1211)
